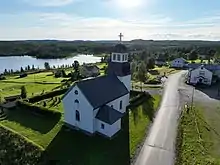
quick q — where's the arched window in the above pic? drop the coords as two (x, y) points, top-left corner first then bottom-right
(74, 90), (78, 95)
(75, 99), (79, 109)
(76, 110), (80, 121)
(120, 100), (123, 110)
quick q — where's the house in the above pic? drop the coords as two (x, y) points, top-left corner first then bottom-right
(62, 41), (131, 138)
(80, 65), (100, 78)
(170, 58), (187, 68)
(187, 65), (213, 85)
(155, 58), (166, 66)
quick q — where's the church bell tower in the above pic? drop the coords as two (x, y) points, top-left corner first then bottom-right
(107, 33), (131, 91)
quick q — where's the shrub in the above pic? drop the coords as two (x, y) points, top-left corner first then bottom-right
(21, 86), (27, 99)
(0, 76), (6, 80)
(17, 101), (61, 118)
(19, 73), (27, 78)
(0, 126), (43, 165)
(28, 88), (68, 103)
(145, 78), (161, 84)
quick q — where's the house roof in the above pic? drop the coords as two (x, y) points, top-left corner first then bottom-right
(82, 65), (99, 71)
(173, 57), (187, 62)
(95, 105), (124, 125)
(187, 63), (220, 71)
(113, 44), (127, 53)
(62, 75), (129, 109)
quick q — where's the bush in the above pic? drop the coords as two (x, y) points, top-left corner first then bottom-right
(0, 75), (6, 80)
(17, 101), (61, 118)
(0, 126), (43, 165)
(21, 86), (27, 99)
(28, 88), (68, 103)
(145, 78), (161, 84)
(20, 73), (27, 78)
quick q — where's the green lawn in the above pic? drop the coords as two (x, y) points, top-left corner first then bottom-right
(0, 63), (107, 99)
(0, 94), (161, 165)
(0, 72), (66, 98)
(129, 95), (161, 156)
(176, 106), (220, 165)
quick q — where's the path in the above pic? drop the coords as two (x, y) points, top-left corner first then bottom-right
(134, 71), (186, 165)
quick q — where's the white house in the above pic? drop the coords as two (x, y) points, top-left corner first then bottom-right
(62, 40), (131, 138)
(171, 58), (187, 68)
(187, 65), (213, 85)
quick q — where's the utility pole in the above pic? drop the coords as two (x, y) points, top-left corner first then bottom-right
(191, 87), (195, 110)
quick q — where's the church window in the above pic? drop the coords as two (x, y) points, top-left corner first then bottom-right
(76, 110), (80, 121)
(123, 54), (125, 61)
(75, 99), (79, 103)
(74, 90), (78, 95)
(113, 54), (116, 60)
(117, 54), (121, 61)
(101, 123), (105, 129)
(111, 105), (114, 108)
(125, 55), (127, 61)
(120, 100), (123, 110)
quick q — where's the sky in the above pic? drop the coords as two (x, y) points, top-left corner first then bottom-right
(0, 0), (220, 41)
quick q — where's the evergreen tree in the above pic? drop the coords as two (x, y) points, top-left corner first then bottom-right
(32, 65), (35, 70)
(21, 86), (27, 99)
(20, 67), (24, 72)
(44, 62), (50, 70)
(4, 69), (7, 74)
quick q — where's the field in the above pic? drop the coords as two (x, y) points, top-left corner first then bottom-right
(176, 105), (220, 165)
(0, 93), (161, 165)
(0, 72), (65, 98)
(0, 63), (107, 100)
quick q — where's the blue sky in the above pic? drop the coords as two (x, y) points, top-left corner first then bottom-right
(0, 0), (220, 40)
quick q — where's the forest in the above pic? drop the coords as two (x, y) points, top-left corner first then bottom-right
(0, 40), (220, 59)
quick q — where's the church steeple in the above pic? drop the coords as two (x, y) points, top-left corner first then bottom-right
(107, 33), (131, 91)
(110, 33), (128, 63)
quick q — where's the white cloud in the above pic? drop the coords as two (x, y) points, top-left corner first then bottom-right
(1, 12), (220, 41)
(24, 0), (75, 6)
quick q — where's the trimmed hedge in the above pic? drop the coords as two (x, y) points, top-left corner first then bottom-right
(17, 101), (62, 118)
(129, 92), (151, 108)
(0, 125), (43, 165)
(28, 88), (68, 103)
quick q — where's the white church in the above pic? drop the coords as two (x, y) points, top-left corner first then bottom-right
(62, 34), (131, 138)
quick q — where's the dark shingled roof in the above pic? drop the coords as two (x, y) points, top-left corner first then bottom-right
(63, 75), (129, 109)
(114, 44), (127, 53)
(95, 105), (124, 125)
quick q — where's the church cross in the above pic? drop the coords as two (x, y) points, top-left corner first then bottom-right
(119, 33), (124, 42)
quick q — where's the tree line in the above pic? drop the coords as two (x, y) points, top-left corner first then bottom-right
(1, 40), (220, 59)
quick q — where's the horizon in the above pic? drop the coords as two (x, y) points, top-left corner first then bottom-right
(1, 0), (220, 41)
(1, 39), (220, 42)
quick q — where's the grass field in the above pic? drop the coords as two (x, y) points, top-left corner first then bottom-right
(0, 94), (161, 165)
(176, 105), (220, 165)
(0, 63), (107, 99)
(0, 71), (65, 99)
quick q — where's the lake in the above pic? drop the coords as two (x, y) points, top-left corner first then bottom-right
(0, 55), (101, 73)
